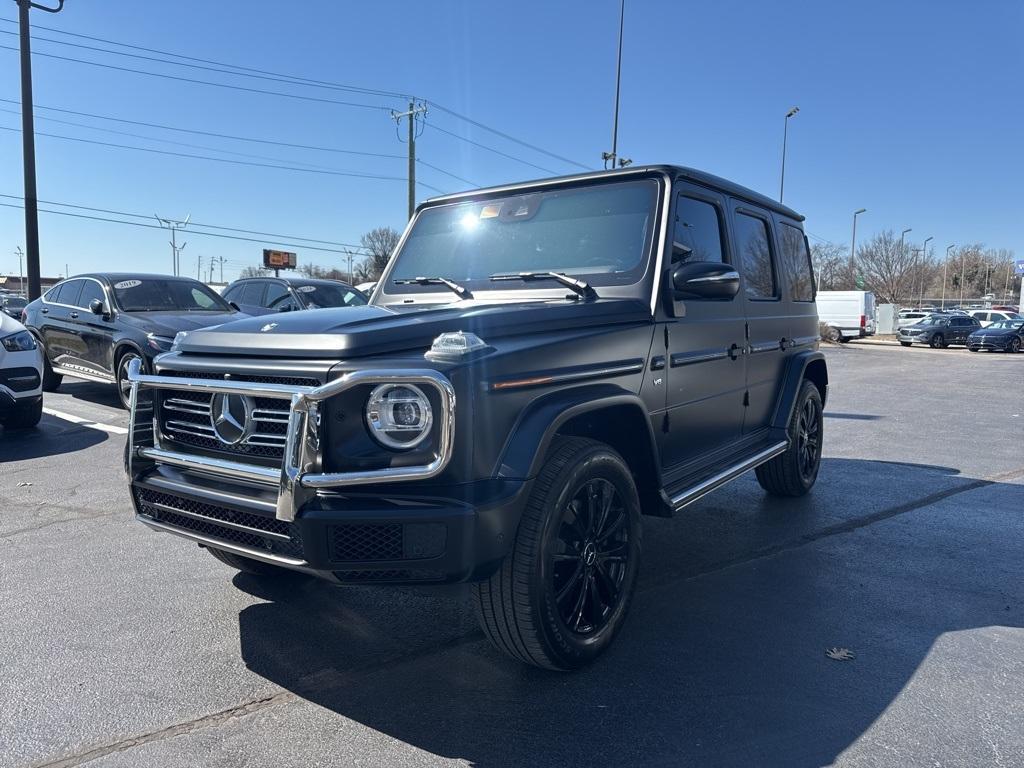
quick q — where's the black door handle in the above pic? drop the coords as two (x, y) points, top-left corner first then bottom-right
(70, 312), (79, 319)
(728, 343), (742, 360)
(41, 307), (48, 314)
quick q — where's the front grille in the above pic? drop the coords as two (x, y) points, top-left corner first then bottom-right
(333, 569), (445, 583)
(134, 487), (303, 560)
(156, 371), (319, 464)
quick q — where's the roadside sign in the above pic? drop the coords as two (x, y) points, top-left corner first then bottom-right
(263, 249), (297, 269)
(1014, 259), (1024, 276)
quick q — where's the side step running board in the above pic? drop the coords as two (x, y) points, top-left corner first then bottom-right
(670, 441), (788, 511)
(51, 364), (116, 385)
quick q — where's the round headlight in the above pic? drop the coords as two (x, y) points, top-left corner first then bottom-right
(365, 383), (433, 450)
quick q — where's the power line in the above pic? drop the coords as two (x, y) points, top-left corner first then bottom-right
(0, 44), (394, 112)
(0, 124), (446, 192)
(0, 97), (405, 160)
(0, 200), (365, 255)
(0, 19), (591, 170)
(0, 193), (371, 250)
(424, 122), (559, 176)
(417, 158), (477, 187)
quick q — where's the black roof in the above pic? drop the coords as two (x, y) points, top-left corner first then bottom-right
(73, 273), (207, 283)
(424, 164), (804, 222)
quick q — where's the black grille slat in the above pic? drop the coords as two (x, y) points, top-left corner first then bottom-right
(330, 524), (404, 561)
(135, 488), (303, 559)
(333, 569), (444, 583)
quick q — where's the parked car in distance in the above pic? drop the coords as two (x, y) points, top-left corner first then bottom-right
(815, 290), (875, 342)
(966, 318), (1024, 353)
(968, 309), (1021, 328)
(897, 309), (932, 328)
(0, 312), (43, 429)
(1, 294), (27, 319)
(990, 305), (1019, 313)
(222, 276), (368, 316)
(124, 164), (828, 671)
(22, 273), (244, 409)
(897, 313), (981, 348)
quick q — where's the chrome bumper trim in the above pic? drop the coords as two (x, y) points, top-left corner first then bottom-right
(136, 515), (307, 567)
(126, 359), (456, 523)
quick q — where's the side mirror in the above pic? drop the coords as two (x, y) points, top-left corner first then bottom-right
(228, 301), (241, 312)
(89, 298), (106, 315)
(278, 304), (292, 313)
(671, 261), (741, 300)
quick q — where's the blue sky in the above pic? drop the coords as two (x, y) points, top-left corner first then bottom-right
(1, 0), (1021, 281)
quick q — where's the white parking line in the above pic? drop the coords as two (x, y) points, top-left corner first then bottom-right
(42, 407), (129, 435)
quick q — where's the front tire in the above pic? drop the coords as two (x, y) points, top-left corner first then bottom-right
(41, 350), (62, 392)
(899, 341), (912, 347)
(115, 349), (144, 410)
(930, 334), (946, 349)
(206, 546), (289, 577)
(1, 397), (42, 429)
(474, 437), (642, 671)
(825, 326), (841, 343)
(756, 380), (823, 497)
(1009, 338), (1021, 354)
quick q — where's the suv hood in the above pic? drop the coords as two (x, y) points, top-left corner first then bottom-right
(174, 299), (651, 359)
(119, 310), (245, 337)
(969, 326), (1017, 337)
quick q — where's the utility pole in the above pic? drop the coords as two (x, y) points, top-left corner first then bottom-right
(155, 214), (190, 275)
(959, 252), (966, 306)
(15, 246), (24, 296)
(920, 236), (932, 306)
(942, 244), (954, 309)
(15, 0), (66, 301)
(196, 254), (202, 281)
(391, 101), (428, 220)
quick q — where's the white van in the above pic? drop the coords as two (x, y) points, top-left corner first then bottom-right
(816, 290), (876, 341)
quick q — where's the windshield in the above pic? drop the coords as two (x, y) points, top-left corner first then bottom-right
(919, 316), (948, 326)
(990, 319), (1024, 329)
(112, 278), (231, 312)
(3, 297), (27, 308)
(291, 283), (367, 309)
(383, 178), (659, 296)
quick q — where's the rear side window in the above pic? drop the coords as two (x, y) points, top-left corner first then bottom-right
(239, 282), (266, 305)
(673, 195), (724, 264)
(222, 285), (239, 302)
(734, 212), (777, 299)
(55, 279), (84, 306)
(779, 223), (814, 301)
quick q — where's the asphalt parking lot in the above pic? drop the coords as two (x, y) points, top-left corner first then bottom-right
(1, 344), (1022, 768)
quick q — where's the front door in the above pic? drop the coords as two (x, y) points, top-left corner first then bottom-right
(69, 278), (116, 378)
(661, 185), (747, 471)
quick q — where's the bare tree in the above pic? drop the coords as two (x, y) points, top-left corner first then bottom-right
(239, 265), (269, 278)
(357, 226), (401, 282)
(852, 230), (920, 304)
(809, 241), (849, 290)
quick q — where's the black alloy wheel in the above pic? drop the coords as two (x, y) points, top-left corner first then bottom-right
(1010, 338), (1021, 354)
(756, 379), (824, 497)
(796, 396), (822, 482)
(551, 478), (630, 636)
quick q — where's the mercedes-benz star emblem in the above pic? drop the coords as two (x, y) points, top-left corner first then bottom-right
(209, 393), (254, 445)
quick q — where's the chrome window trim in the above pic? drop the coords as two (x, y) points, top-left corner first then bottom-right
(42, 276), (113, 313)
(126, 359), (456, 522)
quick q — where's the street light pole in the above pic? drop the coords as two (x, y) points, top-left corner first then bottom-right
(779, 106), (799, 203)
(920, 235), (933, 305)
(942, 244), (954, 309)
(850, 208), (866, 274)
(15, 246), (24, 296)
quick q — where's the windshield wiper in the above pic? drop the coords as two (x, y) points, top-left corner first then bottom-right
(394, 276), (473, 300)
(489, 271), (598, 301)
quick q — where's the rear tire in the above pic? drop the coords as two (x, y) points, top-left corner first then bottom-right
(899, 341), (912, 347)
(756, 380), (823, 497)
(825, 326), (841, 343)
(206, 546), (288, 577)
(1010, 338), (1021, 354)
(1, 397), (42, 429)
(473, 436), (642, 670)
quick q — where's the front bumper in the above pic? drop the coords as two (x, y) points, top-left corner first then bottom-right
(129, 465), (528, 583)
(124, 359), (525, 584)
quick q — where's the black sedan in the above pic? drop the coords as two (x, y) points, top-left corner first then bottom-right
(1, 294), (27, 320)
(897, 313), (982, 348)
(966, 318), (1024, 353)
(221, 276), (367, 316)
(22, 273), (244, 408)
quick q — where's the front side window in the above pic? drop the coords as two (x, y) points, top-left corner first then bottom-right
(264, 282), (289, 308)
(76, 280), (105, 309)
(734, 212), (777, 299)
(779, 223), (814, 301)
(384, 179), (659, 296)
(673, 195), (724, 264)
(112, 278), (231, 312)
(238, 282), (266, 306)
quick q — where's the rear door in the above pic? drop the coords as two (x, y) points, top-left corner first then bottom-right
(775, 219), (818, 346)
(236, 280), (270, 315)
(40, 279), (84, 368)
(730, 204), (788, 433)
(661, 184), (747, 470)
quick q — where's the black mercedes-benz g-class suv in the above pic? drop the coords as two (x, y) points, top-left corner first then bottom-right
(125, 165), (827, 670)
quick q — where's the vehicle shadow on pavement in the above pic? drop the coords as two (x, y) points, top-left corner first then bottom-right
(234, 458), (1023, 767)
(55, 379), (123, 409)
(0, 415), (107, 461)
